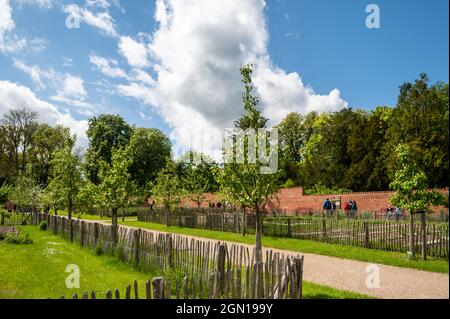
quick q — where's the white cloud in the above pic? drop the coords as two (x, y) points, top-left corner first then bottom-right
(60, 75), (87, 100)
(118, 36), (149, 69)
(63, 3), (118, 38)
(117, 0), (347, 159)
(14, 0), (55, 9)
(13, 59), (58, 89)
(0, 80), (88, 149)
(13, 60), (95, 116)
(0, 0), (14, 35)
(0, 0), (20, 53)
(89, 53), (127, 78)
(0, 0), (48, 54)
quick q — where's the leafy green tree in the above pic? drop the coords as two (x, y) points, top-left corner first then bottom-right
(126, 127), (171, 189)
(390, 144), (447, 259)
(181, 158), (211, 208)
(98, 147), (135, 244)
(9, 171), (41, 213)
(77, 180), (102, 216)
(150, 159), (182, 223)
(29, 124), (72, 187)
(386, 74), (449, 188)
(1, 107), (38, 176)
(84, 114), (134, 184)
(0, 126), (15, 185)
(0, 182), (12, 225)
(47, 138), (82, 221)
(218, 65), (280, 268)
(390, 144), (446, 213)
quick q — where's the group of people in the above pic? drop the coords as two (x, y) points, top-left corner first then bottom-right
(386, 205), (402, 220)
(322, 198), (358, 217)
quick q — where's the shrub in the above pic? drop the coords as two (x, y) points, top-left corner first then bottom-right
(4, 232), (33, 244)
(94, 242), (104, 256)
(281, 178), (296, 188)
(39, 221), (47, 231)
(115, 243), (127, 262)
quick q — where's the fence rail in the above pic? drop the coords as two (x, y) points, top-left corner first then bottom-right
(137, 208), (449, 258)
(32, 212), (304, 299)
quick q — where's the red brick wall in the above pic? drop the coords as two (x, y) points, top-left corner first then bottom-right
(178, 187), (449, 214)
(268, 187), (449, 214)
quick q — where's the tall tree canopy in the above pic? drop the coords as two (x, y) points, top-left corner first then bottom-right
(84, 114), (134, 184)
(126, 127), (171, 189)
(385, 74), (449, 188)
(29, 124), (72, 188)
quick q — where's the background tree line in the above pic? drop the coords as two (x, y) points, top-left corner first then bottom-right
(276, 73), (449, 192)
(0, 72), (448, 217)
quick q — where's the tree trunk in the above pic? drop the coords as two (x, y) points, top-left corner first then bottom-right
(254, 205), (264, 298)
(254, 206), (263, 263)
(122, 206), (125, 222)
(68, 203), (73, 242)
(0, 210), (4, 225)
(409, 212), (415, 258)
(242, 206), (247, 237)
(420, 211), (427, 260)
(112, 207), (118, 247)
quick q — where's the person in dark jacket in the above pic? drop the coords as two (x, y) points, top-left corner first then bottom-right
(323, 198), (332, 216)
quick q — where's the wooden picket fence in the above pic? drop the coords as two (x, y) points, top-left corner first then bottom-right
(33, 213), (304, 299)
(137, 209), (449, 258)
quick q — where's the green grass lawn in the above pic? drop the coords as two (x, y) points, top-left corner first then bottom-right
(119, 221), (449, 274)
(0, 225), (372, 299)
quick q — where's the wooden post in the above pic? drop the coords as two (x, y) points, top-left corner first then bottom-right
(322, 219), (327, 239)
(288, 219), (293, 238)
(94, 222), (99, 245)
(125, 284), (131, 299)
(69, 218), (74, 243)
(364, 222), (369, 248)
(80, 220), (85, 247)
(409, 212), (415, 258)
(420, 212), (427, 260)
(217, 244), (226, 295)
(134, 280), (139, 299)
(134, 229), (140, 264)
(152, 277), (164, 299)
(145, 280), (151, 299)
(166, 233), (173, 268)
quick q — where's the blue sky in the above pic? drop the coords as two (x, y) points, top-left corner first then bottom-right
(0, 0), (448, 154)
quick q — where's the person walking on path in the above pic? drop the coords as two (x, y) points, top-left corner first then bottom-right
(343, 201), (350, 217)
(323, 198), (332, 216)
(351, 200), (358, 218)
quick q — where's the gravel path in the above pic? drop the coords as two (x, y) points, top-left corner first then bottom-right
(95, 218), (449, 299)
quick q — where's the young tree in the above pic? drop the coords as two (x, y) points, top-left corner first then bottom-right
(48, 139), (82, 220)
(217, 65), (280, 271)
(390, 144), (447, 259)
(29, 124), (72, 187)
(9, 171), (41, 213)
(98, 147), (135, 245)
(181, 158), (211, 208)
(150, 159), (182, 225)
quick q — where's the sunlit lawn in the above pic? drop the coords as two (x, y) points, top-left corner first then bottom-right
(0, 225), (372, 299)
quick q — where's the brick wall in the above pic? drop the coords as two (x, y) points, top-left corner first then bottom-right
(179, 187), (449, 214)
